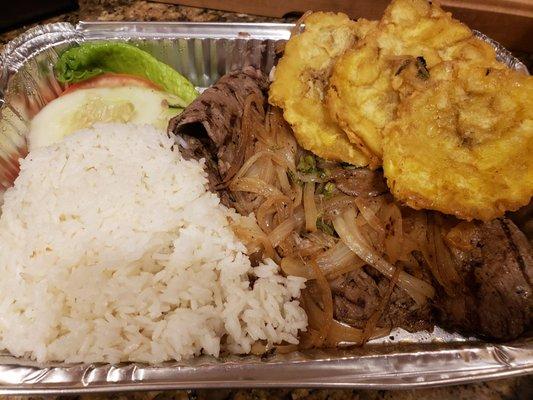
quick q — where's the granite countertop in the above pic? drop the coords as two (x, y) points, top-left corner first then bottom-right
(0, 1), (531, 399)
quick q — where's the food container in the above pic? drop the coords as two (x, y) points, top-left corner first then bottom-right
(0, 21), (531, 394)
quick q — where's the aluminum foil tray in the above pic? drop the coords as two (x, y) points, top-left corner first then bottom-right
(0, 21), (531, 394)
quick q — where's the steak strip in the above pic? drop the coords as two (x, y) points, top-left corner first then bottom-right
(435, 218), (532, 341)
(169, 67), (269, 205)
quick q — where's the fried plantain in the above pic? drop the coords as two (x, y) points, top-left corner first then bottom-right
(327, 0), (502, 160)
(383, 63), (533, 221)
(269, 12), (376, 166)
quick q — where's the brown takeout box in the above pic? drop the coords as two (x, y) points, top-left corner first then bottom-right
(156, 0), (533, 53)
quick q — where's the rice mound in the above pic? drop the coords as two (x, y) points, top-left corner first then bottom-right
(0, 123), (307, 363)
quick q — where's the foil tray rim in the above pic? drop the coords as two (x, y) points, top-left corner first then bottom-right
(0, 368), (531, 395)
(0, 340), (531, 394)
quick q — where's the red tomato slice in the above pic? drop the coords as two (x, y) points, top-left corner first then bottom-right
(61, 73), (162, 95)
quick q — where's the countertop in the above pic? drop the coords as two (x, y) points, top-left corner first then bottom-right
(0, 1), (531, 399)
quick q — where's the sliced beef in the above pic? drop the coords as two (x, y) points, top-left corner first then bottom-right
(169, 67), (269, 204)
(434, 218), (533, 341)
(330, 266), (433, 333)
(509, 200), (533, 241)
(174, 134), (224, 198)
(168, 68), (532, 343)
(330, 268), (380, 326)
(323, 166), (432, 334)
(332, 168), (387, 198)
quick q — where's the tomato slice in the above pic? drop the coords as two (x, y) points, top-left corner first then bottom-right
(61, 73), (162, 95)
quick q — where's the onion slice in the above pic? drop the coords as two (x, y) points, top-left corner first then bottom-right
(230, 177), (283, 197)
(268, 208), (305, 247)
(325, 320), (364, 346)
(309, 261), (334, 347)
(354, 197), (385, 233)
(316, 241), (365, 277)
(233, 150), (294, 181)
(280, 256), (314, 279)
(303, 182), (318, 232)
(333, 208), (434, 304)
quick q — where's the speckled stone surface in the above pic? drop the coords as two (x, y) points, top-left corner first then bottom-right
(0, 0), (297, 48)
(2, 379), (533, 400)
(0, 1), (531, 399)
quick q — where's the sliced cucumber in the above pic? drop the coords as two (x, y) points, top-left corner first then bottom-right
(29, 86), (182, 150)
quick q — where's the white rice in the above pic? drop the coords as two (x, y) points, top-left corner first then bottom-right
(0, 123), (307, 363)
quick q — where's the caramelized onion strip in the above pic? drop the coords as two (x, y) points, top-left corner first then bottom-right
(381, 202), (404, 263)
(333, 208), (434, 305)
(268, 208), (305, 247)
(256, 195), (293, 233)
(280, 256), (314, 279)
(362, 264), (403, 343)
(354, 197), (385, 233)
(230, 177), (283, 197)
(316, 242), (365, 277)
(231, 219), (278, 262)
(233, 150), (294, 181)
(307, 261), (333, 347)
(426, 215), (461, 295)
(325, 320), (364, 347)
(303, 182), (318, 232)
(276, 166), (293, 196)
(322, 194), (357, 216)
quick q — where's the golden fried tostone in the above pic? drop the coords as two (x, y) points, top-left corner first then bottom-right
(383, 63), (533, 221)
(327, 0), (501, 161)
(269, 12), (376, 166)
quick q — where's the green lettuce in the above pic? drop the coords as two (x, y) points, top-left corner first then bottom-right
(55, 42), (198, 105)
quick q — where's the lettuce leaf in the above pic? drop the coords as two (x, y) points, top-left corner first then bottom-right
(55, 42), (198, 105)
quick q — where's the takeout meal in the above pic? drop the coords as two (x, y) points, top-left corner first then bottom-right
(0, 0), (531, 364)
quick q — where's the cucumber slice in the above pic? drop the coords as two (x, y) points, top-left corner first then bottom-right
(29, 86), (181, 150)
